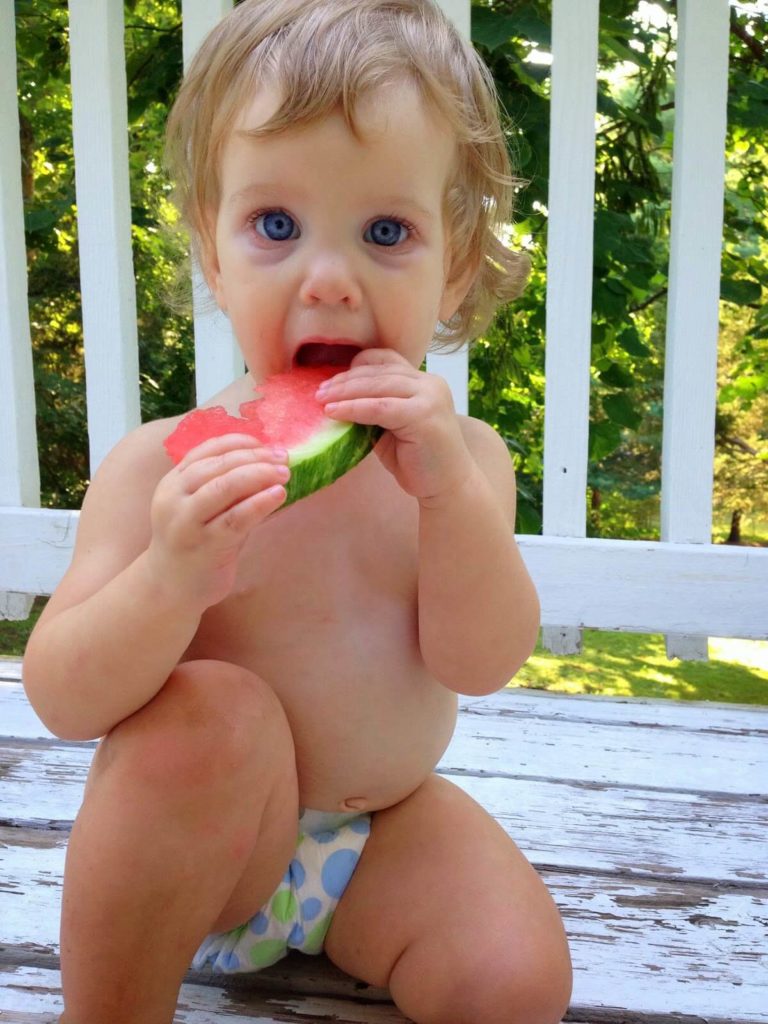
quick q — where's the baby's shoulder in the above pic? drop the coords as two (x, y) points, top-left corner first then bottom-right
(56, 414), (185, 594)
(91, 415), (182, 493)
(459, 415), (517, 505)
(459, 415), (512, 465)
(77, 414), (183, 540)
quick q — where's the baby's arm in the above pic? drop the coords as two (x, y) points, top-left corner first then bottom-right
(23, 422), (290, 739)
(416, 416), (540, 695)
(318, 350), (539, 696)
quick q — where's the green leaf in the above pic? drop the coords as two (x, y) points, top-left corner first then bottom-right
(600, 32), (652, 69)
(719, 374), (768, 405)
(618, 326), (652, 358)
(471, 8), (519, 51)
(599, 362), (636, 389)
(603, 392), (643, 430)
(720, 277), (762, 305)
(593, 278), (631, 318)
(25, 207), (60, 233)
(590, 421), (623, 462)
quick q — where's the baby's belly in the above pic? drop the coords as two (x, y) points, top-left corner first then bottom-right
(186, 611), (458, 813)
(282, 662), (459, 812)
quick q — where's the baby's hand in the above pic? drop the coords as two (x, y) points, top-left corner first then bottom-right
(147, 434), (290, 608)
(317, 349), (475, 506)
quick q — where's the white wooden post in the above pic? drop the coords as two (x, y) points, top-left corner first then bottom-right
(661, 0), (730, 660)
(0, 0), (38, 620)
(541, 0), (600, 654)
(426, 0), (470, 416)
(68, 0), (141, 473)
(181, 0), (244, 404)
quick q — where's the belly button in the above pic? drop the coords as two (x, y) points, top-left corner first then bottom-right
(341, 797), (368, 811)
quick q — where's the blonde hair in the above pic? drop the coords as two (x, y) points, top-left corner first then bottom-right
(165, 0), (529, 347)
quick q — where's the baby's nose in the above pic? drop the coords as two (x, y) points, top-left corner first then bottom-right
(298, 252), (362, 309)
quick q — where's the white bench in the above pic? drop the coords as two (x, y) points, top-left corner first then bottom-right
(2, 658), (766, 1023)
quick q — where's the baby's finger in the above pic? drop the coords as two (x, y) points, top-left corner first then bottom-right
(209, 483), (288, 534)
(322, 395), (414, 431)
(350, 348), (410, 369)
(318, 370), (417, 403)
(192, 462), (291, 525)
(178, 446), (289, 495)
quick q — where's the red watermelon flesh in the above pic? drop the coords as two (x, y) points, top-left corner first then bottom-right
(237, 366), (337, 447)
(163, 366), (381, 506)
(163, 367), (335, 464)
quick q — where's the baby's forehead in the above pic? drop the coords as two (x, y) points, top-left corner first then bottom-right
(231, 78), (446, 141)
(216, 82), (459, 212)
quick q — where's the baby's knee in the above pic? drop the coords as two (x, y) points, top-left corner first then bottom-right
(453, 938), (572, 1024)
(398, 931), (571, 1024)
(99, 660), (295, 794)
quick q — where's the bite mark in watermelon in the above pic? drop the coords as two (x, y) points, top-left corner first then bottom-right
(163, 366), (381, 507)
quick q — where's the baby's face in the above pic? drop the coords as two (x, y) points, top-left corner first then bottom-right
(205, 81), (471, 379)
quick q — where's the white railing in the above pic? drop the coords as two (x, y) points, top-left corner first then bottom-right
(1, 0), (766, 656)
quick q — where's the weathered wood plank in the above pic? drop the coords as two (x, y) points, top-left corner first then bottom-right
(446, 694), (768, 797)
(3, 684), (767, 1020)
(1, 856), (766, 1021)
(0, 742), (91, 825)
(2, 824), (767, 1020)
(8, 673), (768, 741)
(0, 963), (408, 1023)
(3, 742), (766, 885)
(0, 661), (23, 682)
(3, 684), (766, 885)
(6, 681), (768, 796)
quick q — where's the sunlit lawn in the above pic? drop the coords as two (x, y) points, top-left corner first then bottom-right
(512, 630), (768, 705)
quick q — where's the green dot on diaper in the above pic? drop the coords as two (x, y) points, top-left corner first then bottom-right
(303, 912), (334, 954)
(249, 938), (289, 968)
(271, 889), (298, 924)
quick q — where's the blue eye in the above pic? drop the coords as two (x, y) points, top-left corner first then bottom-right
(365, 218), (408, 247)
(254, 210), (299, 241)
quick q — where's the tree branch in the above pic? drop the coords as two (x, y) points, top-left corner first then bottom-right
(729, 10), (765, 64)
(630, 288), (667, 314)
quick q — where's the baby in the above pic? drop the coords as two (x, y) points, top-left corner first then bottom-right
(23, 1), (572, 1021)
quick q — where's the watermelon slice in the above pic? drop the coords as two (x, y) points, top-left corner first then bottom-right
(163, 366), (381, 507)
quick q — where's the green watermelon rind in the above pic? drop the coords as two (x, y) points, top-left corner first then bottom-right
(284, 420), (383, 506)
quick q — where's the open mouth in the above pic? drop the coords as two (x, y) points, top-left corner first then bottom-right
(294, 341), (362, 368)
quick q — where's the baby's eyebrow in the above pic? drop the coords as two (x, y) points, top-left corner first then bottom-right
(375, 196), (436, 223)
(227, 183), (294, 208)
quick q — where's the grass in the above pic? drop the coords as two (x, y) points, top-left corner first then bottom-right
(0, 597), (45, 657)
(512, 630), (768, 705)
(2, 600), (767, 706)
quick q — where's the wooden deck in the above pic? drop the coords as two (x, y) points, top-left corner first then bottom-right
(1, 655), (766, 1023)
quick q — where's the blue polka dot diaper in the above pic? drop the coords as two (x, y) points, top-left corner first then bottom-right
(192, 808), (371, 974)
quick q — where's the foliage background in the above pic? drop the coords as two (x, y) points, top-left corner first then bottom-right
(13, 0), (768, 540)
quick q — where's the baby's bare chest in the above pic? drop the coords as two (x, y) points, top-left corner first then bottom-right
(188, 473), (421, 683)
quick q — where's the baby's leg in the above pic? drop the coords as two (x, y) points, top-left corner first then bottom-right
(59, 659), (299, 1024)
(325, 775), (572, 1024)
